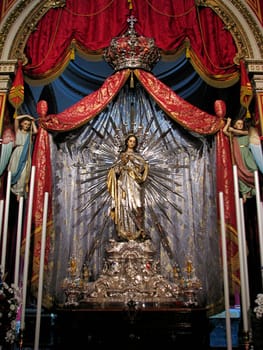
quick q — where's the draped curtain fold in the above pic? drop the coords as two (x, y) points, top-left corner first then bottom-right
(39, 70), (130, 131)
(24, 0), (238, 86)
(30, 126), (53, 301)
(216, 129), (239, 290)
(134, 70), (224, 134)
(40, 69), (224, 134)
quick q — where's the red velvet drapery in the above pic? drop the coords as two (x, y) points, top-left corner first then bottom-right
(134, 70), (224, 134)
(216, 129), (239, 287)
(24, 0), (238, 85)
(39, 70), (131, 131)
(39, 69), (224, 134)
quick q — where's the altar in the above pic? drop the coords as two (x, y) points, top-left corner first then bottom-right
(49, 238), (210, 348)
(54, 304), (210, 349)
(51, 238), (210, 348)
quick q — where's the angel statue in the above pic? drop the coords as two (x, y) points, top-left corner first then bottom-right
(107, 134), (149, 241)
(8, 114), (38, 200)
(223, 113), (263, 202)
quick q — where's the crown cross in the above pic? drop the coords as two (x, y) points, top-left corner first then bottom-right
(127, 15), (137, 30)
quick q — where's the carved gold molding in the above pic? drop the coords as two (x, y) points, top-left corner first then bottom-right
(0, 0), (65, 62)
(0, 0), (31, 58)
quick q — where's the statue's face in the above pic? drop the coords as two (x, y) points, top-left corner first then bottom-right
(234, 120), (244, 130)
(127, 136), (137, 149)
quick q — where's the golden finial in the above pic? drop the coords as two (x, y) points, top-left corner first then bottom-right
(128, 0), (133, 10)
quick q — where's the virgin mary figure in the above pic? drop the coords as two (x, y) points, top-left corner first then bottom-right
(107, 133), (149, 241)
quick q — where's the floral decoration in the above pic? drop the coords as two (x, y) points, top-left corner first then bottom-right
(254, 293), (263, 319)
(0, 278), (21, 345)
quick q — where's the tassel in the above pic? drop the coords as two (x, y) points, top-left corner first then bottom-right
(70, 46), (75, 61)
(185, 39), (191, 59)
(245, 108), (251, 118)
(8, 60), (24, 116)
(130, 71), (134, 88)
(13, 109), (18, 119)
(186, 46), (190, 59)
(240, 60), (253, 116)
(128, 0), (133, 10)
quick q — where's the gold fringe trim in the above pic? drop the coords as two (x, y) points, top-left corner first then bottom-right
(188, 48), (240, 88)
(161, 42), (239, 88)
(24, 49), (74, 86)
(161, 46), (186, 62)
(74, 42), (104, 60)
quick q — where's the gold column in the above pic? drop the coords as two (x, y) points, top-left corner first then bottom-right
(0, 60), (17, 135)
(246, 59), (263, 135)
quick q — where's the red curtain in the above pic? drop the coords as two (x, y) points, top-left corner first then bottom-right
(134, 69), (224, 134)
(30, 127), (53, 299)
(216, 129), (239, 292)
(40, 69), (224, 134)
(39, 70), (130, 131)
(24, 0), (238, 84)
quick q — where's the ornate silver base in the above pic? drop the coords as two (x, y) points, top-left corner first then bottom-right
(63, 239), (202, 307)
(82, 239), (180, 304)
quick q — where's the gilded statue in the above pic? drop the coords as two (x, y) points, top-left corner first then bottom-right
(107, 134), (149, 241)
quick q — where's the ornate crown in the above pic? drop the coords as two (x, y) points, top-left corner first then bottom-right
(103, 16), (161, 72)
